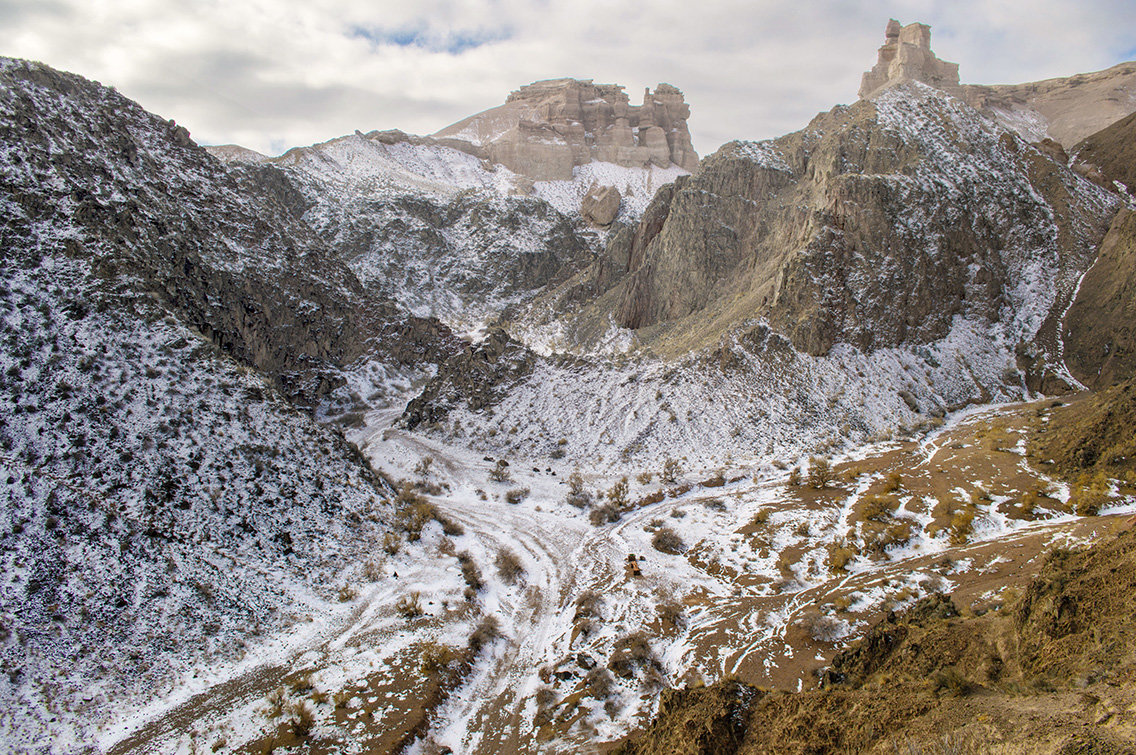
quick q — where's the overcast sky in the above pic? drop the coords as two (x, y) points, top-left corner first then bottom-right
(4, 0), (1135, 156)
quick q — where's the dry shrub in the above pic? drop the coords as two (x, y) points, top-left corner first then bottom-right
(495, 548), (524, 584)
(589, 501), (622, 525)
(827, 544), (856, 572)
(469, 615), (501, 654)
(575, 590), (602, 620)
(419, 641), (460, 678)
(652, 527), (686, 555)
(566, 470), (593, 508)
(808, 456), (833, 489)
(289, 701), (315, 738)
(930, 666), (973, 697)
(658, 600), (685, 629)
(661, 457), (682, 484)
(489, 459), (511, 482)
(608, 631), (656, 678)
(949, 508), (976, 545)
(585, 667), (615, 698)
(264, 686), (287, 719)
(457, 551), (483, 596)
(607, 477), (630, 508)
(396, 591), (424, 619)
(860, 493), (895, 521)
(505, 487), (530, 504)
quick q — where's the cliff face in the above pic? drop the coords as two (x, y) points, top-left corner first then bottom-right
(434, 78), (699, 180)
(558, 82), (1116, 368)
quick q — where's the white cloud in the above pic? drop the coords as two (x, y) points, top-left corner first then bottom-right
(2, 0), (1134, 155)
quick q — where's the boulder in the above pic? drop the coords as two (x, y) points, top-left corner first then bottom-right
(581, 184), (622, 226)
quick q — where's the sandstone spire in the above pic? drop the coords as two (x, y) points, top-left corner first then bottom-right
(859, 19), (961, 99)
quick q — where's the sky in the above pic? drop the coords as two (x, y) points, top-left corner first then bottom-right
(3, 0), (1135, 157)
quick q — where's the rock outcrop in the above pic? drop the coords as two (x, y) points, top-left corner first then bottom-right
(859, 19), (961, 99)
(434, 78), (699, 180)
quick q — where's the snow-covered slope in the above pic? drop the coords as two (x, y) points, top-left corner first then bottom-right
(214, 131), (690, 332)
(0, 57), (424, 750)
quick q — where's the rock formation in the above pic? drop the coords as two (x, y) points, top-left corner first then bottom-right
(434, 78), (699, 181)
(859, 19), (961, 99)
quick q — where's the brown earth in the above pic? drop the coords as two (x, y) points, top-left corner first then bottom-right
(1064, 210), (1136, 389)
(612, 523), (1136, 755)
(1070, 110), (1136, 198)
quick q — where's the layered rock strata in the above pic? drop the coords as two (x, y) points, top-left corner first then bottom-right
(435, 78), (699, 180)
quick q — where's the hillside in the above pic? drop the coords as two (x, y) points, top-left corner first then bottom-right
(615, 528), (1136, 754)
(0, 57), (439, 749)
(962, 60), (1136, 148)
(400, 81), (1119, 472)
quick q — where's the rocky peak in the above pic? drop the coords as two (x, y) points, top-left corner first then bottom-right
(434, 77), (699, 181)
(859, 19), (961, 99)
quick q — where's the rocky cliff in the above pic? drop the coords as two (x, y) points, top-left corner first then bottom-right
(548, 82), (1116, 369)
(434, 78), (699, 180)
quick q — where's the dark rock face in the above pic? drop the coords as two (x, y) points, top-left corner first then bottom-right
(565, 84), (1116, 361)
(1064, 209), (1136, 388)
(402, 328), (536, 429)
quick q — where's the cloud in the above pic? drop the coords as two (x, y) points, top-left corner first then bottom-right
(2, 0), (1134, 156)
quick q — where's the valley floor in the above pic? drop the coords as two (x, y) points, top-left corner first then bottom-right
(99, 395), (1135, 754)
